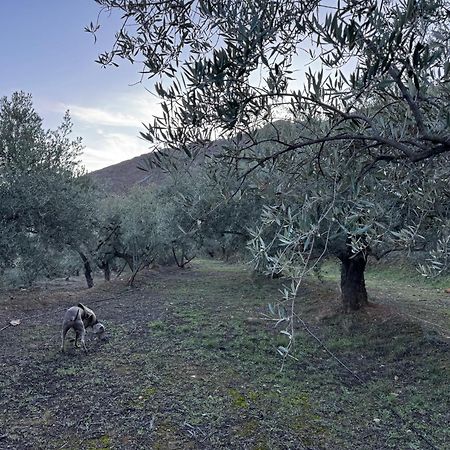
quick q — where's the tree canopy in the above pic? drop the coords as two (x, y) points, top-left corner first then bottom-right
(0, 92), (95, 285)
(90, 0), (450, 315)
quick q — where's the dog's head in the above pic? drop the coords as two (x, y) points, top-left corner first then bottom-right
(93, 322), (106, 334)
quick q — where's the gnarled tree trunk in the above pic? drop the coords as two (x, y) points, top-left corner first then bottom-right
(339, 251), (368, 311)
(101, 260), (111, 281)
(172, 246), (195, 268)
(76, 250), (94, 289)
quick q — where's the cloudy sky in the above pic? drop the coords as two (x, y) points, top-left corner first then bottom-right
(1, 0), (160, 171)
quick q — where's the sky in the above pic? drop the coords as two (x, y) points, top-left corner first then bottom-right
(0, 1), (333, 172)
(0, 0), (160, 171)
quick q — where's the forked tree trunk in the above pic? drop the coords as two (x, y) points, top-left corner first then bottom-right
(114, 251), (134, 272)
(172, 246), (196, 268)
(339, 252), (368, 311)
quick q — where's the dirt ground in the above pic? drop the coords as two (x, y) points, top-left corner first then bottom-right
(0, 260), (449, 450)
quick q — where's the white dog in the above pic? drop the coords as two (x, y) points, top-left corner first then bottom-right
(61, 303), (105, 353)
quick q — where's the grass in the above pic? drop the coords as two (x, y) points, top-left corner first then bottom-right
(0, 258), (449, 449)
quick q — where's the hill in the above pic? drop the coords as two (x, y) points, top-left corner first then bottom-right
(87, 120), (297, 194)
(88, 152), (169, 194)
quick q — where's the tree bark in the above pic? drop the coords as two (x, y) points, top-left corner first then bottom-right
(102, 261), (111, 281)
(339, 251), (368, 311)
(76, 250), (94, 289)
(172, 246), (195, 268)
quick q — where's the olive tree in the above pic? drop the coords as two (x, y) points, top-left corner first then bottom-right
(0, 92), (96, 286)
(89, 0), (450, 309)
(159, 169), (263, 262)
(96, 187), (178, 284)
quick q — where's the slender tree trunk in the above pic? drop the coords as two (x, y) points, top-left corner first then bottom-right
(127, 267), (140, 287)
(103, 261), (111, 281)
(76, 250), (94, 288)
(339, 251), (368, 311)
(172, 246), (182, 267)
(127, 258), (154, 286)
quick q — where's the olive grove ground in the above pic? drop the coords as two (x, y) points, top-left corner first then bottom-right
(0, 260), (449, 449)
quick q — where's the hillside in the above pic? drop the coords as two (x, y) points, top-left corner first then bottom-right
(88, 153), (169, 194)
(87, 121), (294, 194)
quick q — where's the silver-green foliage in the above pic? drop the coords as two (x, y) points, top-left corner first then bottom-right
(90, 0), (450, 300)
(0, 92), (95, 285)
(97, 188), (169, 271)
(161, 169), (263, 260)
(96, 167), (263, 273)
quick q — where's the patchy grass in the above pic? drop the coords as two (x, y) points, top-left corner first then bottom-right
(0, 259), (449, 449)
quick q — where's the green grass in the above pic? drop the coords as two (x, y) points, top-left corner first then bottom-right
(136, 260), (450, 448)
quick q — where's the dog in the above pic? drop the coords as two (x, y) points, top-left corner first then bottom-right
(61, 303), (105, 353)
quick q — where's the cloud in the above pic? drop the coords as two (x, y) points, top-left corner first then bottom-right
(56, 89), (162, 128)
(80, 130), (150, 172)
(45, 88), (163, 171)
(68, 105), (140, 128)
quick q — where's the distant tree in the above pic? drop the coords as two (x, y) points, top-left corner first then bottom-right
(93, 167), (262, 281)
(96, 188), (175, 285)
(90, 1), (450, 312)
(159, 170), (263, 262)
(0, 92), (96, 287)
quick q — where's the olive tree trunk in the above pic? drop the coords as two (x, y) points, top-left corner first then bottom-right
(339, 251), (368, 311)
(75, 250), (94, 288)
(98, 259), (111, 281)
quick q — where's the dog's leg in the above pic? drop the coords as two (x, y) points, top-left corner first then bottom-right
(76, 328), (88, 353)
(61, 324), (71, 352)
(81, 331), (88, 354)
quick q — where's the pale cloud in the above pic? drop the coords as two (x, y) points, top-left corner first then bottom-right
(65, 92), (162, 128)
(123, 92), (162, 120)
(47, 89), (163, 171)
(68, 105), (140, 128)
(80, 130), (150, 172)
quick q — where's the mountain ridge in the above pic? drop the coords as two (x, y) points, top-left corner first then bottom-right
(88, 152), (168, 194)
